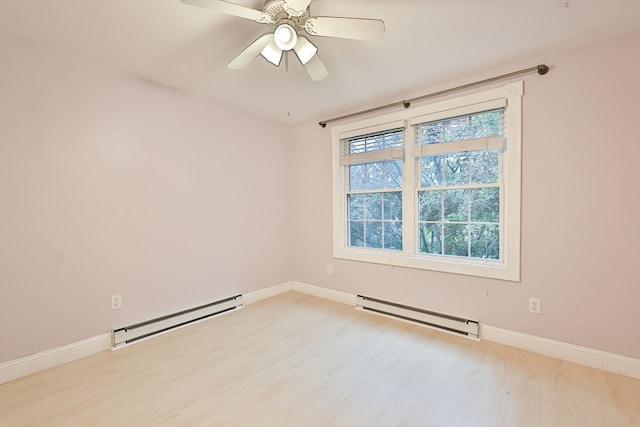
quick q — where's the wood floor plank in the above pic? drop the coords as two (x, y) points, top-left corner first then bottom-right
(1, 292), (639, 426)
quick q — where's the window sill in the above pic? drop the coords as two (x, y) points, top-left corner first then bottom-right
(333, 247), (519, 282)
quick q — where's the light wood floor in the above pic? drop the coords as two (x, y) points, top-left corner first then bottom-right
(1, 292), (639, 427)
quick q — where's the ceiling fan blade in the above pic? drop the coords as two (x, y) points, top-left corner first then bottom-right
(228, 34), (274, 69)
(283, 0), (313, 17)
(304, 54), (328, 81)
(180, 0), (272, 23)
(305, 17), (385, 41)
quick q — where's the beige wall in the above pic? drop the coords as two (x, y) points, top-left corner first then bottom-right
(291, 31), (640, 359)
(0, 35), (293, 362)
(1, 30), (639, 363)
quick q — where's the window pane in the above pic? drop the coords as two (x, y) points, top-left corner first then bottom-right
(471, 224), (499, 259)
(470, 187), (499, 222)
(348, 139), (366, 154)
(352, 160), (403, 193)
(444, 116), (469, 142)
(418, 190), (441, 221)
(418, 223), (442, 254)
(469, 110), (502, 138)
(471, 150), (499, 184)
(384, 130), (404, 149)
(421, 155), (444, 187)
(417, 109), (504, 145)
(444, 153), (469, 186)
(417, 121), (444, 145)
(443, 189), (468, 222)
(383, 192), (402, 220)
(365, 221), (382, 248)
(348, 194), (365, 220)
(349, 164), (365, 191)
(444, 224), (468, 256)
(383, 160), (403, 188)
(347, 129), (403, 154)
(365, 134), (384, 152)
(384, 221), (403, 250)
(356, 161), (403, 190)
(348, 221), (364, 247)
(364, 162), (383, 190)
(364, 193), (382, 220)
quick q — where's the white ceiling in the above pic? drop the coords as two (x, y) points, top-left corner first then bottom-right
(1, 0), (639, 124)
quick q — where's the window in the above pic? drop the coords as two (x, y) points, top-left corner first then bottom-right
(415, 109), (503, 259)
(332, 82), (522, 281)
(344, 129), (404, 250)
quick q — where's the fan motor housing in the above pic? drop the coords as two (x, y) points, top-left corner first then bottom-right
(263, 0), (310, 29)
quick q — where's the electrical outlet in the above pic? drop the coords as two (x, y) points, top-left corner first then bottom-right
(529, 298), (540, 314)
(326, 264), (333, 276)
(111, 294), (122, 310)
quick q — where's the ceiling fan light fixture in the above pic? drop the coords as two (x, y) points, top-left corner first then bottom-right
(181, 0), (387, 80)
(274, 23), (298, 51)
(293, 36), (318, 65)
(261, 40), (283, 66)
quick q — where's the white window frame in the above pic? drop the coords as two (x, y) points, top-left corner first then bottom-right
(332, 82), (522, 281)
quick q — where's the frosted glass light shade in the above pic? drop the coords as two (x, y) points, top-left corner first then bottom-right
(261, 40), (283, 66)
(293, 36), (318, 65)
(274, 24), (297, 51)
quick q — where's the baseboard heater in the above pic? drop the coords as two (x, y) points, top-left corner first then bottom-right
(112, 295), (243, 348)
(356, 295), (479, 340)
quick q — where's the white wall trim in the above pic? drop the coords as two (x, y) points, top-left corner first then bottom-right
(0, 333), (111, 384)
(481, 325), (640, 380)
(292, 281), (357, 306)
(3, 283), (637, 384)
(1, 283), (294, 384)
(243, 281), (293, 305)
(290, 282), (640, 379)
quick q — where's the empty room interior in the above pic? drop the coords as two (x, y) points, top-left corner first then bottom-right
(1, 0), (639, 425)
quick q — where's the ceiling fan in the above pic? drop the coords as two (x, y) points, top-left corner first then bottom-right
(180, 0), (386, 81)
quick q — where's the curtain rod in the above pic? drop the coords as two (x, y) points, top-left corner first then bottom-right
(318, 64), (549, 128)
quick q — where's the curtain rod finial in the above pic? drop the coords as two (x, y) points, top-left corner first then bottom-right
(319, 121), (327, 128)
(537, 64), (550, 75)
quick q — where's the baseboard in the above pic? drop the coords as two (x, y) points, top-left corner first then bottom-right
(292, 281), (356, 306)
(0, 333), (111, 384)
(289, 282), (640, 379)
(3, 283), (637, 384)
(243, 282), (293, 305)
(1, 283), (293, 384)
(481, 325), (640, 380)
